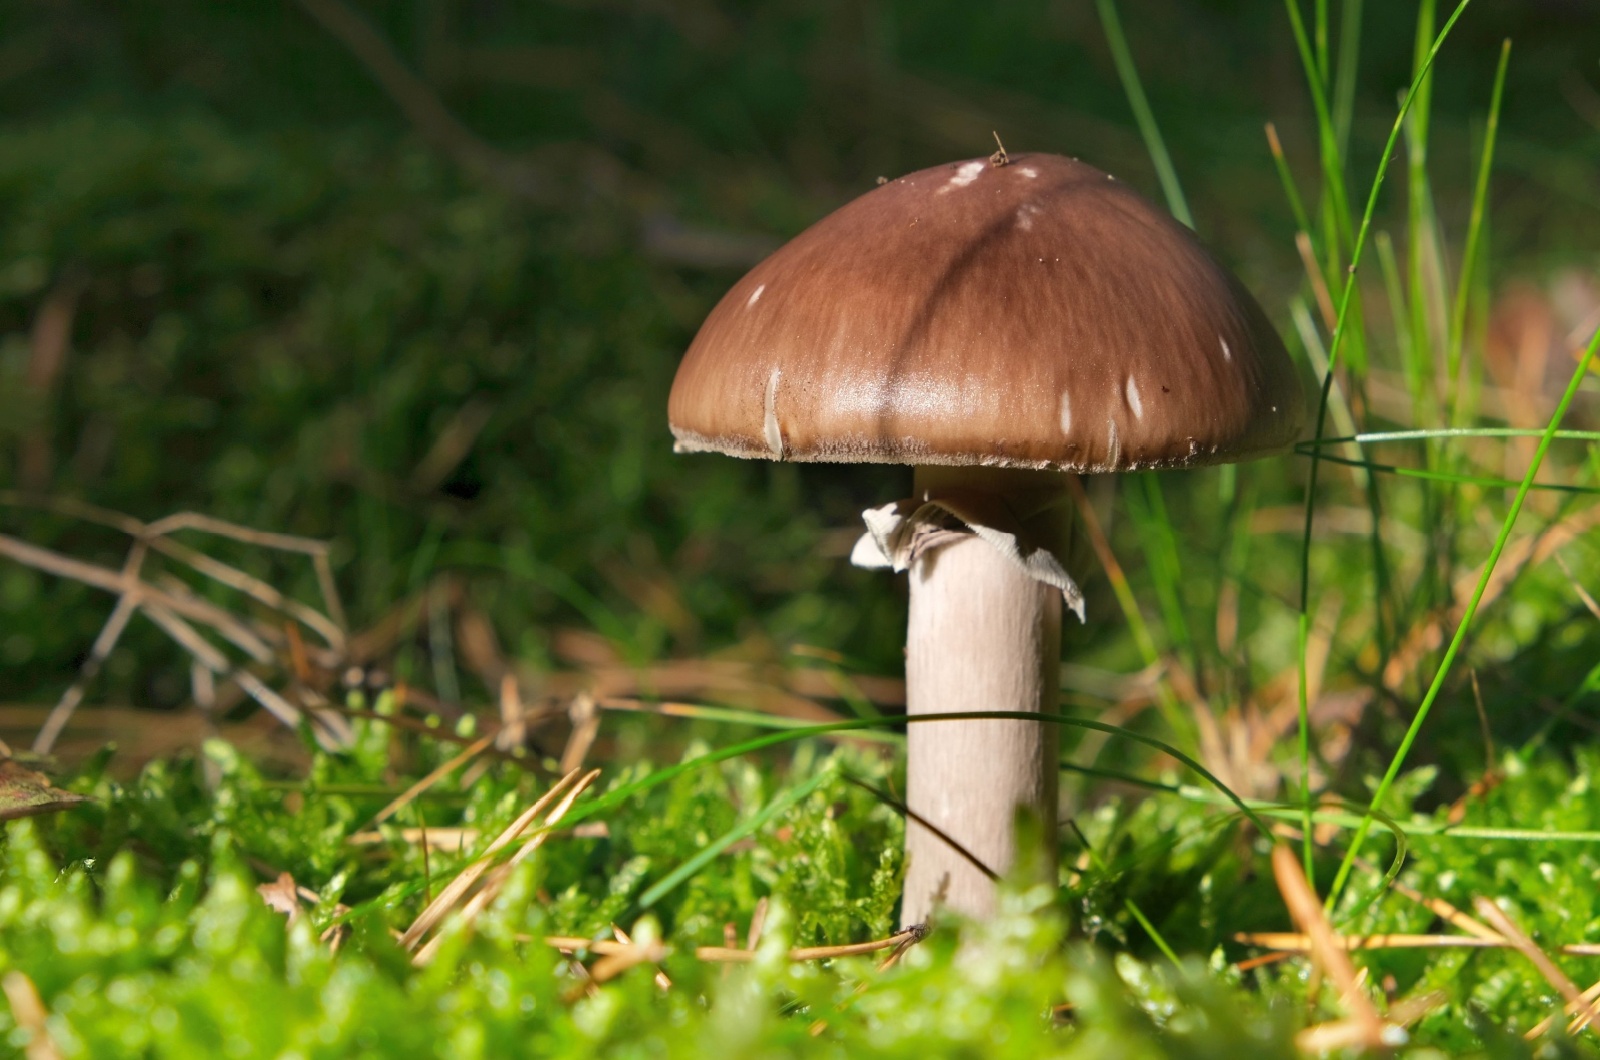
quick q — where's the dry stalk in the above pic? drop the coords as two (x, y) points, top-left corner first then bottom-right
(1466, 896), (1590, 1043)
(1271, 844), (1388, 1051)
(1295, 1017), (1398, 1054)
(542, 925), (926, 966)
(347, 827), (479, 850)
(0, 494), (348, 753)
(1235, 932), (1600, 956)
(875, 924), (926, 971)
(694, 928), (926, 964)
(584, 936), (668, 988)
(406, 768), (600, 964)
(1341, 854), (1505, 940)
(611, 923), (672, 990)
(1383, 503), (1600, 692)
(1386, 989), (1451, 1028)
(1294, 231), (1338, 332)
(497, 672), (528, 752)
(746, 895), (770, 951)
(2, 494), (345, 642)
(400, 768), (586, 950)
(1472, 897), (1582, 1007)
(1554, 552), (1600, 622)
(1, 970), (62, 1060)
(1565, 979), (1600, 1036)
(361, 732), (497, 832)
(1523, 977), (1600, 1039)
(558, 693), (600, 774)
(32, 551), (143, 752)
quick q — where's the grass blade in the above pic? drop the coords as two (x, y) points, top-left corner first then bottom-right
(1331, 0), (1364, 156)
(1094, 0), (1192, 227)
(1288, 449), (1600, 495)
(633, 767), (834, 912)
(1293, 0), (1475, 887)
(1282, 0), (1355, 255)
(1326, 323), (1600, 908)
(555, 710), (1271, 840)
(1447, 38), (1511, 420)
(1123, 474), (1195, 667)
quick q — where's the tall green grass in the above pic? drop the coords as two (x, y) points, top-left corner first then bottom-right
(1094, 0), (1600, 921)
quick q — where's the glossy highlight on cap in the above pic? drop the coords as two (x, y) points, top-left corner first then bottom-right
(668, 152), (1305, 472)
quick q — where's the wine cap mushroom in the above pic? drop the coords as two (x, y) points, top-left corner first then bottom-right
(668, 152), (1304, 472)
(667, 151), (1305, 927)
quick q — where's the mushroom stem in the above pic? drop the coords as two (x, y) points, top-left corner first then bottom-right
(901, 466), (1066, 926)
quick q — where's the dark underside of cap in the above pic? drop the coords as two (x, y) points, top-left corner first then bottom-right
(668, 153), (1306, 473)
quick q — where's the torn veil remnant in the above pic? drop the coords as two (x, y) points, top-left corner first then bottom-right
(850, 493), (1085, 623)
(667, 151), (1305, 928)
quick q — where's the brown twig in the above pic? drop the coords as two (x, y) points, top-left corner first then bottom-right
(1523, 977), (1600, 1039)
(30, 543), (146, 753)
(1382, 879), (1501, 941)
(1446, 672), (1504, 827)
(876, 922), (927, 971)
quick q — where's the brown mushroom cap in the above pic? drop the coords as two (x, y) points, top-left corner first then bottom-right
(668, 152), (1304, 472)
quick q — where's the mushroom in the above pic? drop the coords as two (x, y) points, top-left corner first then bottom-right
(668, 152), (1304, 926)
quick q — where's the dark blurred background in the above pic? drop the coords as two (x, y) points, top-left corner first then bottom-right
(1, 0), (1597, 722)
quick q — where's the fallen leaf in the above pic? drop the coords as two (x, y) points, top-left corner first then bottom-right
(0, 758), (92, 821)
(257, 872), (303, 921)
